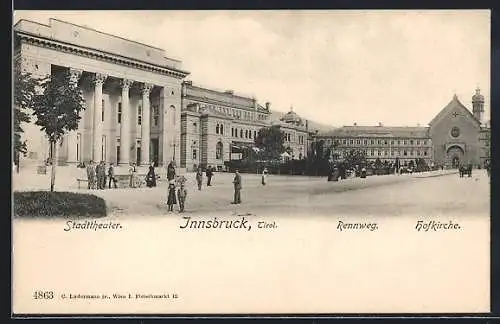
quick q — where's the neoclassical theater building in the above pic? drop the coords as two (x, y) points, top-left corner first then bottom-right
(14, 18), (188, 168)
(180, 81), (309, 171)
(14, 18), (310, 172)
(314, 90), (491, 168)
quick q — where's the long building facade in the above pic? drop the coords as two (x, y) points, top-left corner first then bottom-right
(14, 18), (489, 172)
(180, 81), (309, 171)
(14, 18), (189, 168)
(314, 91), (490, 168)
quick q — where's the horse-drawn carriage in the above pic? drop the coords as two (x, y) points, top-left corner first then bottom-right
(459, 164), (472, 178)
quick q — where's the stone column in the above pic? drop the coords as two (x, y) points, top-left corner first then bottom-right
(92, 73), (107, 162)
(67, 68), (83, 164)
(119, 79), (134, 166)
(141, 83), (153, 166)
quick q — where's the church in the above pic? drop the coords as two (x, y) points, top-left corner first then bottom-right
(314, 89), (490, 168)
(428, 89), (490, 168)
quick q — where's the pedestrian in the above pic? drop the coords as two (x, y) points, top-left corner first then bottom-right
(108, 162), (117, 189)
(129, 163), (138, 188)
(232, 169), (242, 204)
(196, 168), (203, 190)
(206, 166), (213, 186)
(100, 161), (107, 189)
(86, 160), (96, 189)
(95, 161), (104, 189)
(261, 167), (268, 185)
(167, 161), (176, 181)
(177, 182), (187, 213)
(360, 167), (367, 179)
(146, 163), (156, 188)
(167, 179), (177, 212)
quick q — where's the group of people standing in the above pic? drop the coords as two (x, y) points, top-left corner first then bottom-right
(166, 161), (187, 213)
(195, 166), (215, 190)
(85, 160), (117, 190)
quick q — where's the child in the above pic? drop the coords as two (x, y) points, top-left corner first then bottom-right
(167, 179), (177, 212)
(177, 183), (187, 213)
(261, 167), (268, 185)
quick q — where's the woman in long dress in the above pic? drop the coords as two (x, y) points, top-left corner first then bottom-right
(166, 179), (177, 212)
(146, 164), (156, 187)
(129, 163), (138, 188)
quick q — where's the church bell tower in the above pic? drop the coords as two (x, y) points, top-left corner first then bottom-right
(472, 87), (485, 122)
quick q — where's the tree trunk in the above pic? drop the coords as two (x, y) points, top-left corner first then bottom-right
(15, 151), (20, 174)
(50, 141), (57, 192)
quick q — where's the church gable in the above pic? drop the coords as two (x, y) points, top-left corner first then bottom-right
(429, 95), (480, 128)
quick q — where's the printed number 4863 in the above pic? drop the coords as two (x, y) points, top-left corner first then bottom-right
(33, 291), (54, 300)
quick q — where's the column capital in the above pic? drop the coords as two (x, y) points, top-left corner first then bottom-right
(69, 68), (83, 86)
(92, 73), (108, 86)
(141, 83), (154, 95)
(121, 79), (134, 90)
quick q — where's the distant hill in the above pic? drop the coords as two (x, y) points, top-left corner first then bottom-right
(269, 110), (335, 133)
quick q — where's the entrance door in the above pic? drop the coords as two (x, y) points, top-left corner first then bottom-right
(151, 138), (159, 167)
(447, 146), (464, 168)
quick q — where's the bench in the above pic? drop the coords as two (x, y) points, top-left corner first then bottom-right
(77, 178), (89, 189)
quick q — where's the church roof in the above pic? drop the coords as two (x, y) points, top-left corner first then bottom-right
(428, 94), (481, 127)
(319, 125), (430, 138)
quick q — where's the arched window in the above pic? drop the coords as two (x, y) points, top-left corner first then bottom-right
(169, 105), (176, 126)
(216, 124), (220, 134)
(216, 142), (223, 160)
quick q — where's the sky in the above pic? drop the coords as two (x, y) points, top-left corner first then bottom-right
(13, 10), (490, 127)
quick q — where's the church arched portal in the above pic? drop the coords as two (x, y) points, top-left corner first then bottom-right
(446, 145), (465, 168)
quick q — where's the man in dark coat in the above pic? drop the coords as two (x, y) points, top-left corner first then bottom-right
(232, 170), (242, 204)
(206, 166), (213, 186)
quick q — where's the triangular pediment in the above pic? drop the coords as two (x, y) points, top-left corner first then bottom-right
(429, 95), (481, 128)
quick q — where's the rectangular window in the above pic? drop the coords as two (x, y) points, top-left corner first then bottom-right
(416, 140), (420, 145)
(404, 140), (407, 145)
(102, 99), (105, 122)
(138, 105), (142, 125)
(153, 105), (159, 126)
(350, 139), (354, 145)
(116, 146), (120, 164)
(410, 140), (414, 145)
(371, 140), (374, 145)
(117, 103), (122, 124)
(356, 140), (360, 145)
(192, 149), (197, 160)
(101, 135), (106, 161)
(342, 139), (346, 145)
